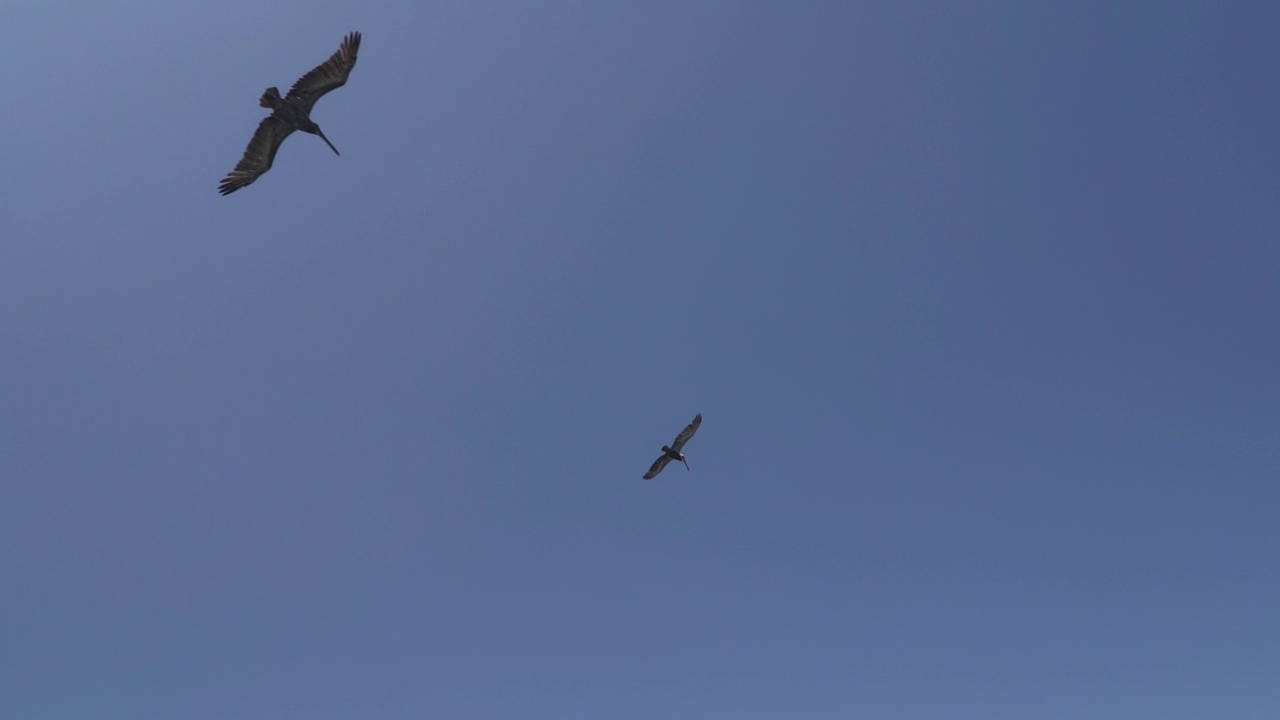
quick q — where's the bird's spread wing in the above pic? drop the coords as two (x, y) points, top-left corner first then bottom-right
(219, 116), (294, 195)
(643, 454), (672, 480)
(286, 31), (361, 113)
(669, 413), (702, 452)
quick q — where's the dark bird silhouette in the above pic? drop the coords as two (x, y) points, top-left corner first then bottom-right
(219, 32), (362, 195)
(643, 413), (702, 480)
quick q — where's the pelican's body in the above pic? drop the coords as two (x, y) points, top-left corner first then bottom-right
(643, 414), (702, 480)
(659, 444), (688, 467)
(220, 32), (361, 195)
(259, 87), (337, 151)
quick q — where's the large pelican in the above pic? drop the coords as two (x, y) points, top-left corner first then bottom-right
(219, 32), (361, 195)
(643, 414), (702, 480)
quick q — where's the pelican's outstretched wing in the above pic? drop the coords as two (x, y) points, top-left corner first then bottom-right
(286, 32), (361, 113)
(219, 116), (295, 195)
(669, 413), (702, 453)
(643, 454), (673, 480)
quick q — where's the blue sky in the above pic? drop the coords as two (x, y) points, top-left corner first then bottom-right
(3, 1), (1278, 718)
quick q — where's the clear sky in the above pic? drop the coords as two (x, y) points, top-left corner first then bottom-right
(3, 2), (1278, 718)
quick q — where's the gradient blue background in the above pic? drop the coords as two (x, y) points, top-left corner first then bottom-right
(3, 2), (1278, 718)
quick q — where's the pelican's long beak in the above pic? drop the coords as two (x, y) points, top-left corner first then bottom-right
(315, 127), (340, 156)
(682, 457), (690, 472)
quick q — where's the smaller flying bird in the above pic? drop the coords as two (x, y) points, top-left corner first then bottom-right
(643, 413), (702, 480)
(219, 32), (362, 195)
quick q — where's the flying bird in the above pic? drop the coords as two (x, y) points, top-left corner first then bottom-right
(219, 32), (362, 195)
(643, 413), (702, 480)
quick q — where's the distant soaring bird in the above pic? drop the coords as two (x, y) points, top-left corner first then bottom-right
(219, 32), (362, 195)
(643, 413), (702, 480)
